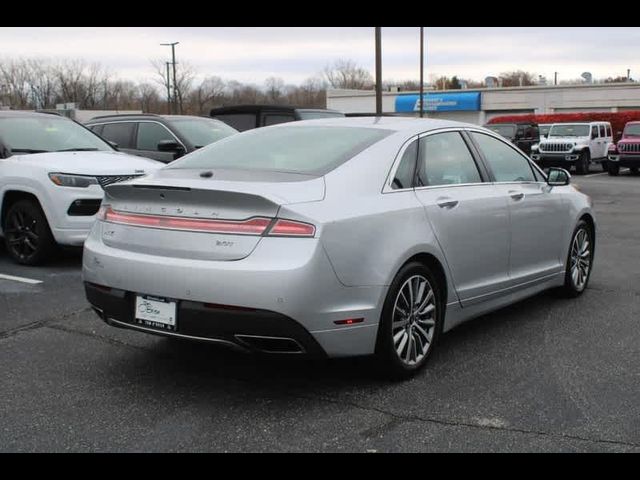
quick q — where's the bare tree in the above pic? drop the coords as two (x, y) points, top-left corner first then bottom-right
(264, 76), (285, 103)
(151, 58), (196, 114)
(499, 70), (536, 87)
(188, 76), (226, 115)
(323, 59), (373, 90)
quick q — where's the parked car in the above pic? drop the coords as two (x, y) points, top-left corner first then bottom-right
(85, 114), (238, 163)
(538, 123), (553, 139)
(531, 121), (613, 174)
(484, 122), (540, 155)
(83, 117), (595, 378)
(210, 105), (345, 131)
(606, 121), (640, 176)
(0, 111), (162, 265)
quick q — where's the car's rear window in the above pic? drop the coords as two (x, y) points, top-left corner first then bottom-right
(168, 126), (392, 175)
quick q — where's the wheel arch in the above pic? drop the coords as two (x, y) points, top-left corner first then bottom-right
(579, 212), (596, 253)
(1, 190), (45, 232)
(396, 252), (450, 310)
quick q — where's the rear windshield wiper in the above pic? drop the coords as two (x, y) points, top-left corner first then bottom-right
(55, 147), (100, 152)
(9, 148), (50, 154)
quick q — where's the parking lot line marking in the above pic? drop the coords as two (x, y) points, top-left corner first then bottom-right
(0, 273), (43, 285)
(584, 172), (608, 178)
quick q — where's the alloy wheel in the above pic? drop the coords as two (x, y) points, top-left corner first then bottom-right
(392, 275), (436, 366)
(570, 228), (591, 291)
(5, 209), (40, 261)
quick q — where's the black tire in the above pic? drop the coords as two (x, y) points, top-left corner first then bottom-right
(600, 160), (608, 172)
(631, 167), (639, 175)
(375, 261), (444, 380)
(608, 163), (620, 176)
(3, 199), (55, 265)
(575, 151), (590, 175)
(559, 220), (594, 298)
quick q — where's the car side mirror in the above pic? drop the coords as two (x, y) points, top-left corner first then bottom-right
(107, 140), (119, 150)
(547, 167), (571, 186)
(157, 139), (184, 152)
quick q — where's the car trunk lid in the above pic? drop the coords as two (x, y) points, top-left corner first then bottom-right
(100, 168), (323, 261)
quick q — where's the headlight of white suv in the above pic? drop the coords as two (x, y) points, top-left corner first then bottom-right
(49, 173), (99, 188)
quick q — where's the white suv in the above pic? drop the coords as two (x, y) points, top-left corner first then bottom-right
(0, 111), (162, 265)
(531, 121), (612, 174)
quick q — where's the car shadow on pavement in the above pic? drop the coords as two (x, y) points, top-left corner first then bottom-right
(100, 288), (578, 394)
(0, 242), (82, 268)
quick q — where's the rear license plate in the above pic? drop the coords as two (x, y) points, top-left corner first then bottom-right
(135, 295), (177, 331)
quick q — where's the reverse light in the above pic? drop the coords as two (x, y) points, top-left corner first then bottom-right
(49, 173), (98, 188)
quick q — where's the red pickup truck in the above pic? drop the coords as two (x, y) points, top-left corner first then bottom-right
(607, 121), (640, 175)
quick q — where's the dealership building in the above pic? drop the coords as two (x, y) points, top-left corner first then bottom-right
(326, 82), (640, 125)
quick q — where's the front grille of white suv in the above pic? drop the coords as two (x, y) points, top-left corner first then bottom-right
(540, 143), (573, 153)
(96, 175), (144, 189)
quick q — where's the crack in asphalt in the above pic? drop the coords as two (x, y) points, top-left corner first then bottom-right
(5, 302), (639, 452)
(290, 393), (640, 450)
(0, 306), (92, 340)
(41, 318), (640, 451)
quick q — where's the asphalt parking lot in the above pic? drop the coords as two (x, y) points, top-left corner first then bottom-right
(1, 170), (639, 452)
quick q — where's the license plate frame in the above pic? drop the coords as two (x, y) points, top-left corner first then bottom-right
(134, 295), (177, 331)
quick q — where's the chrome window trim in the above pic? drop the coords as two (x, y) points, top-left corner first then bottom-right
(87, 119), (186, 151)
(383, 127), (488, 194)
(464, 127), (545, 184)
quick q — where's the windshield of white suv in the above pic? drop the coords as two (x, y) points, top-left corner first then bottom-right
(624, 124), (640, 136)
(486, 124), (516, 138)
(169, 117), (238, 148)
(0, 115), (113, 155)
(549, 124), (590, 137)
(168, 125), (392, 175)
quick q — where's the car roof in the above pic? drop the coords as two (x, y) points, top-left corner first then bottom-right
(85, 114), (214, 123)
(0, 110), (66, 119)
(275, 116), (479, 135)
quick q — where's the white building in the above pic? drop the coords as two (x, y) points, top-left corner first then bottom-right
(327, 82), (640, 125)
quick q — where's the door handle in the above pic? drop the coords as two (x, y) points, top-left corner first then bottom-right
(436, 198), (459, 209)
(508, 190), (525, 201)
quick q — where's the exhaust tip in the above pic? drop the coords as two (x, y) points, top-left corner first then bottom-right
(234, 334), (305, 354)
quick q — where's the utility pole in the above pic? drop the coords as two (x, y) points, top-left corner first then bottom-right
(554, 72), (558, 85)
(375, 27), (382, 115)
(627, 69), (631, 81)
(161, 42), (180, 114)
(419, 27), (424, 118)
(165, 62), (172, 114)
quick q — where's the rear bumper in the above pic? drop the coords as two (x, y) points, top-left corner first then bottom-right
(608, 154), (640, 167)
(82, 225), (384, 358)
(85, 282), (327, 356)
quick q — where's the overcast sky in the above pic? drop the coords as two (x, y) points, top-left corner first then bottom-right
(1, 27), (639, 86)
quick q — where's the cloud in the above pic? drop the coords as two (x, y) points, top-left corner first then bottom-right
(0, 27), (638, 84)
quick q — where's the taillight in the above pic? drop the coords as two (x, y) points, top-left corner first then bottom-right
(98, 206), (316, 237)
(96, 204), (109, 221)
(266, 219), (316, 237)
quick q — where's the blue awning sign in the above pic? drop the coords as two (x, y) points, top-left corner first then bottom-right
(395, 92), (481, 112)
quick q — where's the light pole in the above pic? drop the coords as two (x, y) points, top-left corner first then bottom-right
(419, 27), (424, 118)
(375, 27), (382, 115)
(161, 42), (179, 114)
(165, 62), (172, 114)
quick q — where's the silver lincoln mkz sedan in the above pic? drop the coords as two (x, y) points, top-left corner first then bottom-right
(83, 118), (595, 377)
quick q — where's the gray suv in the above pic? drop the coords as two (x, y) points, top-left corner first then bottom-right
(85, 114), (238, 163)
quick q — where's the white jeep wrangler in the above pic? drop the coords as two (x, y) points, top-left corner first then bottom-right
(531, 121), (613, 174)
